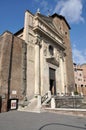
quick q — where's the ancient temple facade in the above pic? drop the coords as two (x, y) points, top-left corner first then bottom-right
(0, 10), (75, 112)
(15, 10), (75, 99)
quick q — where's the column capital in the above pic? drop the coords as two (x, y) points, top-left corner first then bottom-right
(34, 36), (41, 46)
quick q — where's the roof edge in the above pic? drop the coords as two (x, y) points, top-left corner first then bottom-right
(51, 13), (71, 30)
(14, 27), (24, 36)
(0, 30), (13, 36)
(25, 10), (34, 16)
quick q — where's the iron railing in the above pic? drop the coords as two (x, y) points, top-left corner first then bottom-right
(41, 92), (48, 104)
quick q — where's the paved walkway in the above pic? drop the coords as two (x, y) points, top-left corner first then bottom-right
(0, 111), (86, 130)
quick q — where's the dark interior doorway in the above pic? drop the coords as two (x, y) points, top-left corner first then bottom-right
(49, 68), (56, 95)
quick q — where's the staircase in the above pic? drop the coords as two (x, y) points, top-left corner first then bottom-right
(18, 91), (52, 112)
(18, 97), (41, 112)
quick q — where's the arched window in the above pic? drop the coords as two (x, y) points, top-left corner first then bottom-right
(49, 45), (54, 56)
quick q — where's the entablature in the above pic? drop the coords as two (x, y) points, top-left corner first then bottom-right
(33, 15), (66, 51)
(33, 26), (66, 51)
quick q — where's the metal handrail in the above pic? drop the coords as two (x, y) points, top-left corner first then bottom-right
(41, 92), (48, 104)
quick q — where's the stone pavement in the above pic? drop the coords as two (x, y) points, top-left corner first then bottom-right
(44, 108), (86, 117)
(0, 111), (86, 130)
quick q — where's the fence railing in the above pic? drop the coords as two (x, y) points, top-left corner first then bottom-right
(41, 92), (48, 104)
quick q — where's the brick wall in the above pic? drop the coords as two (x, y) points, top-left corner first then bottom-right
(0, 32), (13, 112)
(10, 34), (27, 100)
(52, 16), (75, 92)
(62, 19), (75, 92)
(0, 31), (26, 112)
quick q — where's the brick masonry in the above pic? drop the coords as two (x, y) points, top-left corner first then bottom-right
(52, 16), (75, 92)
(0, 31), (26, 112)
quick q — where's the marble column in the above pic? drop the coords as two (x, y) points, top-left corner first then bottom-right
(35, 37), (40, 96)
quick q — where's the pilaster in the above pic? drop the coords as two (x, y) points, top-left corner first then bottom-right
(60, 51), (65, 93)
(34, 36), (41, 96)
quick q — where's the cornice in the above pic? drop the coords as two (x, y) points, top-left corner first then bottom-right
(33, 26), (66, 51)
(34, 15), (63, 40)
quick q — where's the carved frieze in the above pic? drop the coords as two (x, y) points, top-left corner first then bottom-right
(34, 18), (63, 45)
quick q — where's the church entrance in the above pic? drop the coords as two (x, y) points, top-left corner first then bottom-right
(49, 68), (56, 95)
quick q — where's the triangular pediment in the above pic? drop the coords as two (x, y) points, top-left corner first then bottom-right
(38, 13), (57, 31)
(46, 57), (59, 66)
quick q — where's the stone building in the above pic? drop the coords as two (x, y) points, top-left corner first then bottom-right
(0, 10), (74, 112)
(81, 64), (86, 89)
(0, 31), (26, 112)
(73, 63), (86, 95)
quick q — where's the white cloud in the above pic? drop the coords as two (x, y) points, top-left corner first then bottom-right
(72, 46), (86, 64)
(54, 0), (84, 23)
(34, 0), (53, 14)
(40, 1), (53, 14)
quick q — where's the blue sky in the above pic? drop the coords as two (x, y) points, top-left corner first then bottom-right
(0, 0), (86, 64)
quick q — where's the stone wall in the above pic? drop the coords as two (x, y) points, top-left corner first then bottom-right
(52, 16), (75, 92)
(0, 32), (13, 112)
(62, 19), (75, 92)
(10, 34), (27, 100)
(0, 31), (26, 112)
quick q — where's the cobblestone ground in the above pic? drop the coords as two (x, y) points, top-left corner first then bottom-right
(0, 111), (86, 130)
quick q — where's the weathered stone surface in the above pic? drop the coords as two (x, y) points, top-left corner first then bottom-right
(0, 10), (75, 112)
(0, 32), (26, 112)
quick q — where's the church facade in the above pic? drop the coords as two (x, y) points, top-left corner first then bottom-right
(0, 10), (75, 112)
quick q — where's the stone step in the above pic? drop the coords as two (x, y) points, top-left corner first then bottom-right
(18, 98), (39, 112)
